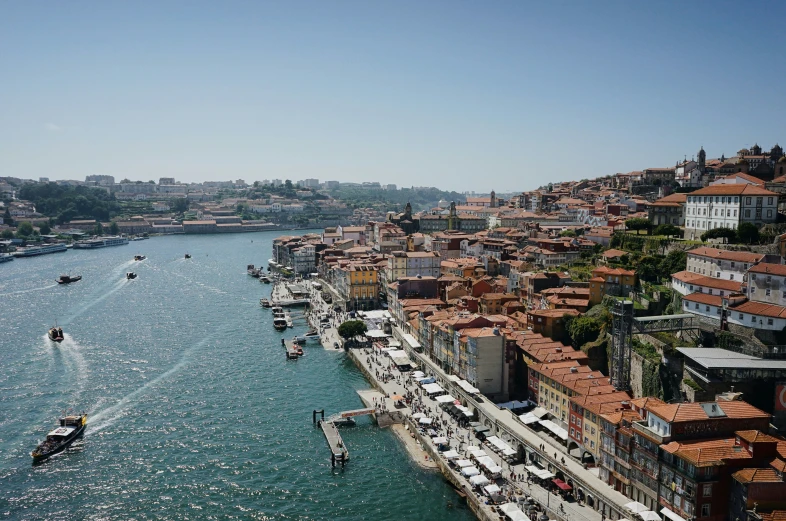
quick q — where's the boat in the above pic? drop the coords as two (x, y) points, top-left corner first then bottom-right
(13, 244), (68, 257)
(131, 237), (145, 241)
(271, 306), (284, 314)
(247, 264), (260, 277)
(273, 317), (288, 331)
(270, 298), (310, 307)
(285, 313), (294, 328)
(259, 275), (271, 284)
(304, 330), (320, 342)
(259, 298), (271, 308)
(293, 335), (306, 344)
(48, 326), (64, 343)
(184, 253), (191, 259)
(126, 272), (137, 279)
(0, 254), (14, 263)
(31, 414), (87, 462)
(134, 255), (146, 261)
(72, 236), (129, 249)
(56, 274), (82, 284)
(333, 417), (357, 427)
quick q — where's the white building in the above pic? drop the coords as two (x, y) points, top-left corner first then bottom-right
(746, 263), (786, 306)
(670, 270), (744, 297)
(682, 293), (786, 332)
(683, 185), (779, 240)
(685, 247), (773, 281)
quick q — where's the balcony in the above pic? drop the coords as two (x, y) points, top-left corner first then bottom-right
(633, 420), (668, 445)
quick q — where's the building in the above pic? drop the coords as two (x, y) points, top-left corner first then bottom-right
(685, 247), (775, 281)
(746, 263), (786, 305)
(336, 264), (379, 311)
(648, 193), (687, 226)
(589, 266), (637, 305)
(683, 185), (779, 240)
(671, 271), (744, 297)
(527, 308), (580, 342)
(386, 251), (441, 282)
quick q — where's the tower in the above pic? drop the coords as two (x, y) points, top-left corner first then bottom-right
(771, 144), (783, 164)
(752, 143), (762, 156)
(490, 190), (496, 208)
(404, 202), (412, 219)
(448, 202), (457, 231)
(611, 300), (634, 391)
(698, 146), (706, 173)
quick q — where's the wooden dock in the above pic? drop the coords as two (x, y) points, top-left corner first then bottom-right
(282, 339), (301, 359)
(320, 420), (349, 467)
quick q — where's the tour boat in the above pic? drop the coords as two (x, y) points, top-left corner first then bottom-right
(259, 275), (271, 284)
(184, 253), (191, 259)
(13, 244), (68, 257)
(259, 298), (271, 307)
(48, 326), (64, 343)
(31, 414), (87, 462)
(0, 254), (13, 263)
(273, 317), (288, 331)
(134, 255), (146, 261)
(286, 314), (294, 328)
(247, 264), (260, 277)
(126, 272), (137, 279)
(56, 274), (82, 284)
(73, 236), (129, 249)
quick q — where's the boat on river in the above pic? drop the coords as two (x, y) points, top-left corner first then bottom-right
(47, 326), (64, 343)
(259, 275), (271, 284)
(247, 264), (261, 277)
(285, 313), (293, 328)
(259, 298), (271, 307)
(57, 274), (82, 284)
(303, 330), (320, 342)
(73, 236), (129, 249)
(0, 254), (14, 263)
(126, 272), (137, 279)
(270, 298), (310, 307)
(134, 255), (146, 261)
(184, 253), (191, 259)
(273, 317), (288, 331)
(31, 414), (87, 463)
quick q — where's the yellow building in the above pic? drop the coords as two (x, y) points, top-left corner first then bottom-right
(589, 266), (637, 306)
(340, 264), (379, 311)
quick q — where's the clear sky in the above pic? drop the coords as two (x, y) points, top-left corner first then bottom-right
(1, 1), (784, 192)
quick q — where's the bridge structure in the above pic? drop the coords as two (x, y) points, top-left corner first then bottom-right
(632, 313), (696, 334)
(313, 408), (375, 467)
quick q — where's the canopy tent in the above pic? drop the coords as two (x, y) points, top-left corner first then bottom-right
(487, 464), (503, 474)
(625, 502), (649, 514)
(519, 412), (541, 425)
(539, 419), (568, 441)
(391, 355), (414, 367)
(502, 448), (517, 457)
(412, 371), (426, 378)
(661, 508), (688, 521)
(432, 436), (449, 445)
(469, 474), (490, 486)
(531, 406), (549, 418)
(455, 459), (474, 467)
(442, 450), (460, 459)
(496, 400), (530, 410)
(468, 448), (488, 459)
(456, 405), (474, 417)
(460, 466), (480, 477)
(486, 435), (514, 453)
(366, 330), (389, 338)
(422, 383), (445, 394)
(457, 379), (480, 394)
(552, 478), (572, 491)
(417, 377), (436, 385)
(476, 455), (495, 467)
(435, 394), (456, 403)
(465, 445), (481, 452)
(418, 417), (433, 425)
(525, 466), (555, 480)
(500, 503), (527, 521)
(412, 412), (425, 419)
(638, 512), (661, 521)
(391, 395), (404, 401)
(483, 484), (501, 495)
(472, 424), (490, 434)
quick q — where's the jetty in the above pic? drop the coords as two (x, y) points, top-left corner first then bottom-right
(313, 408), (375, 467)
(282, 339), (301, 360)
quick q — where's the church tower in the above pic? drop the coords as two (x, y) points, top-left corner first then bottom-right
(698, 147), (706, 173)
(404, 202), (412, 220)
(448, 201), (457, 231)
(771, 144), (783, 164)
(490, 190), (496, 208)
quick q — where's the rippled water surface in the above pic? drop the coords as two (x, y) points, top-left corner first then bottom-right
(0, 233), (473, 521)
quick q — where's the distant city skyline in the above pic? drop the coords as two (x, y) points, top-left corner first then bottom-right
(2, 1), (785, 192)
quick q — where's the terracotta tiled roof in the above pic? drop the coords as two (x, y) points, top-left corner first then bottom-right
(671, 270), (744, 292)
(732, 468), (783, 483)
(749, 263), (786, 277)
(651, 193), (688, 206)
(687, 246), (766, 263)
(593, 266), (636, 277)
(722, 173), (766, 186)
(736, 430), (782, 444)
(603, 248), (627, 258)
(661, 437), (752, 466)
(648, 401), (770, 423)
(733, 300), (786, 319)
(689, 184), (777, 196)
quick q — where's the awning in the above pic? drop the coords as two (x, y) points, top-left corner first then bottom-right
(461, 466), (480, 477)
(418, 417), (433, 425)
(442, 450), (460, 459)
(473, 425), (490, 434)
(412, 371), (426, 378)
(469, 474), (490, 486)
(412, 412), (425, 419)
(661, 508), (687, 521)
(432, 436), (449, 444)
(531, 406), (549, 418)
(446, 374), (461, 382)
(539, 419), (568, 440)
(638, 512), (661, 521)
(519, 412), (540, 424)
(417, 377), (436, 385)
(422, 383), (445, 394)
(391, 395), (404, 401)
(483, 484), (501, 495)
(435, 394), (456, 403)
(552, 478), (572, 491)
(625, 502), (649, 514)
(455, 459), (474, 467)
(457, 379), (480, 394)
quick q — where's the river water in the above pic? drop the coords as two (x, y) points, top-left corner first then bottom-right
(0, 232), (474, 521)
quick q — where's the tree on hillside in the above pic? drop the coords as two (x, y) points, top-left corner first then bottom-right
(625, 217), (651, 235)
(338, 320), (368, 340)
(109, 221), (120, 235)
(701, 227), (736, 242)
(171, 198), (189, 213)
(566, 315), (603, 348)
(660, 249), (687, 275)
(654, 224), (681, 238)
(737, 222), (760, 244)
(3, 208), (12, 225)
(1, 229), (13, 239)
(559, 229), (577, 238)
(16, 221), (34, 237)
(93, 222), (104, 236)
(39, 223), (51, 235)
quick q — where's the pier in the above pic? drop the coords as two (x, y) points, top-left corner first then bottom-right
(313, 408), (375, 467)
(282, 339), (301, 359)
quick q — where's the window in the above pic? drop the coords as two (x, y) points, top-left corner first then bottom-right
(745, 210), (751, 218)
(746, 197), (752, 204)
(730, 274), (734, 280)
(570, 428), (575, 437)
(695, 303), (700, 310)
(739, 313), (744, 319)
(703, 484), (712, 497)
(751, 287), (756, 293)
(768, 210), (773, 218)
(752, 315), (757, 322)
(714, 209), (718, 216)
(702, 504), (711, 517)
(768, 318), (774, 326)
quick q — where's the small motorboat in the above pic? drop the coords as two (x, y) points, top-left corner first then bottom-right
(134, 255), (146, 261)
(126, 272), (137, 279)
(333, 417), (357, 427)
(56, 274), (82, 284)
(31, 413), (87, 462)
(247, 264), (260, 277)
(273, 317), (288, 331)
(259, 276), (271, 284)
(184, 254), (191, 259)
(293, 336), (306, 345)
(48, 326), (64, 343)
(260, 298), (271, 308)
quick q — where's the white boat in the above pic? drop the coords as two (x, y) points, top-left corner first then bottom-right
(273, 317), (288, 331)
(0, 254), (14, 263)
(13, 244), (68, 257)
(285, 313), (293, 328)
(73, 236), (129, 249)
(270, 298), (310, 307)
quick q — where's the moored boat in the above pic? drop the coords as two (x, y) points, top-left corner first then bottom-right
(304, 330), (320, 342)
(259, 298), (271, 307)
(134, 255), (146, 261)
(0, 254), (15, 263)
(259, 275), (271, 284)
(31, 414), (87, 462)
(56, 274), (82, 284)
(126, 272), (137, 279)
(273, 317), (288, 331)
(247, 264), (260, 277)
(48, 326), (64, 343)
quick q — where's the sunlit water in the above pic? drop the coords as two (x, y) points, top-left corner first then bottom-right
(0, 232), (473, 521)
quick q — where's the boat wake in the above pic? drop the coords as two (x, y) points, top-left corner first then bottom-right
(61, 278), (129, 326)
(0, 283), (59, 297)
(57, 334), (89, 394)
(88, 331), (221, 434)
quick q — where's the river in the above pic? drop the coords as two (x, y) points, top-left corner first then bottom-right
(0, 232), (474, 521)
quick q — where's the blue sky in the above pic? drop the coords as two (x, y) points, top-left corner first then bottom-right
(1, 1), (784, 192)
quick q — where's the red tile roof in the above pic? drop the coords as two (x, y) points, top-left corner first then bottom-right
(687, 246), (766, 263)
(671, 271), (744, 292)
(749, 263), (786, 277)
(689, 184), (777, 196)
(732, 468), (783, 483)
(648, 401), (770, 423)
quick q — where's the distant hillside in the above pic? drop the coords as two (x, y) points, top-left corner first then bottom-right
(328, 186), (465, 211)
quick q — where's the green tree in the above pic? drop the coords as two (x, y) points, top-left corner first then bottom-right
(337, 320), (368, 340)
(1, 229), (14, 239)
(2, 208), (12, 225)
(660, 249), (687, 275)
(566, 315), (602, 348)
(625, 217), (651, 235)
(109, 221), (120, 235)
(701, 227), (737, 242)
(171, 198), (189, 213)
(653, 224), (681, 237)
(93, 222), (104, 236)
(737, 222), (760, 244)
(559, 229), (577, 238)
(16, 221), (34, 237)
(39, 223), (51, 235)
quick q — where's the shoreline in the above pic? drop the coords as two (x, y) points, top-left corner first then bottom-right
(390, 423), (440, 470)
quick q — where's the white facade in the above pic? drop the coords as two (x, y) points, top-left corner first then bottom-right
(684, 188), (779, 240)
(682, 297), (786, 331)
